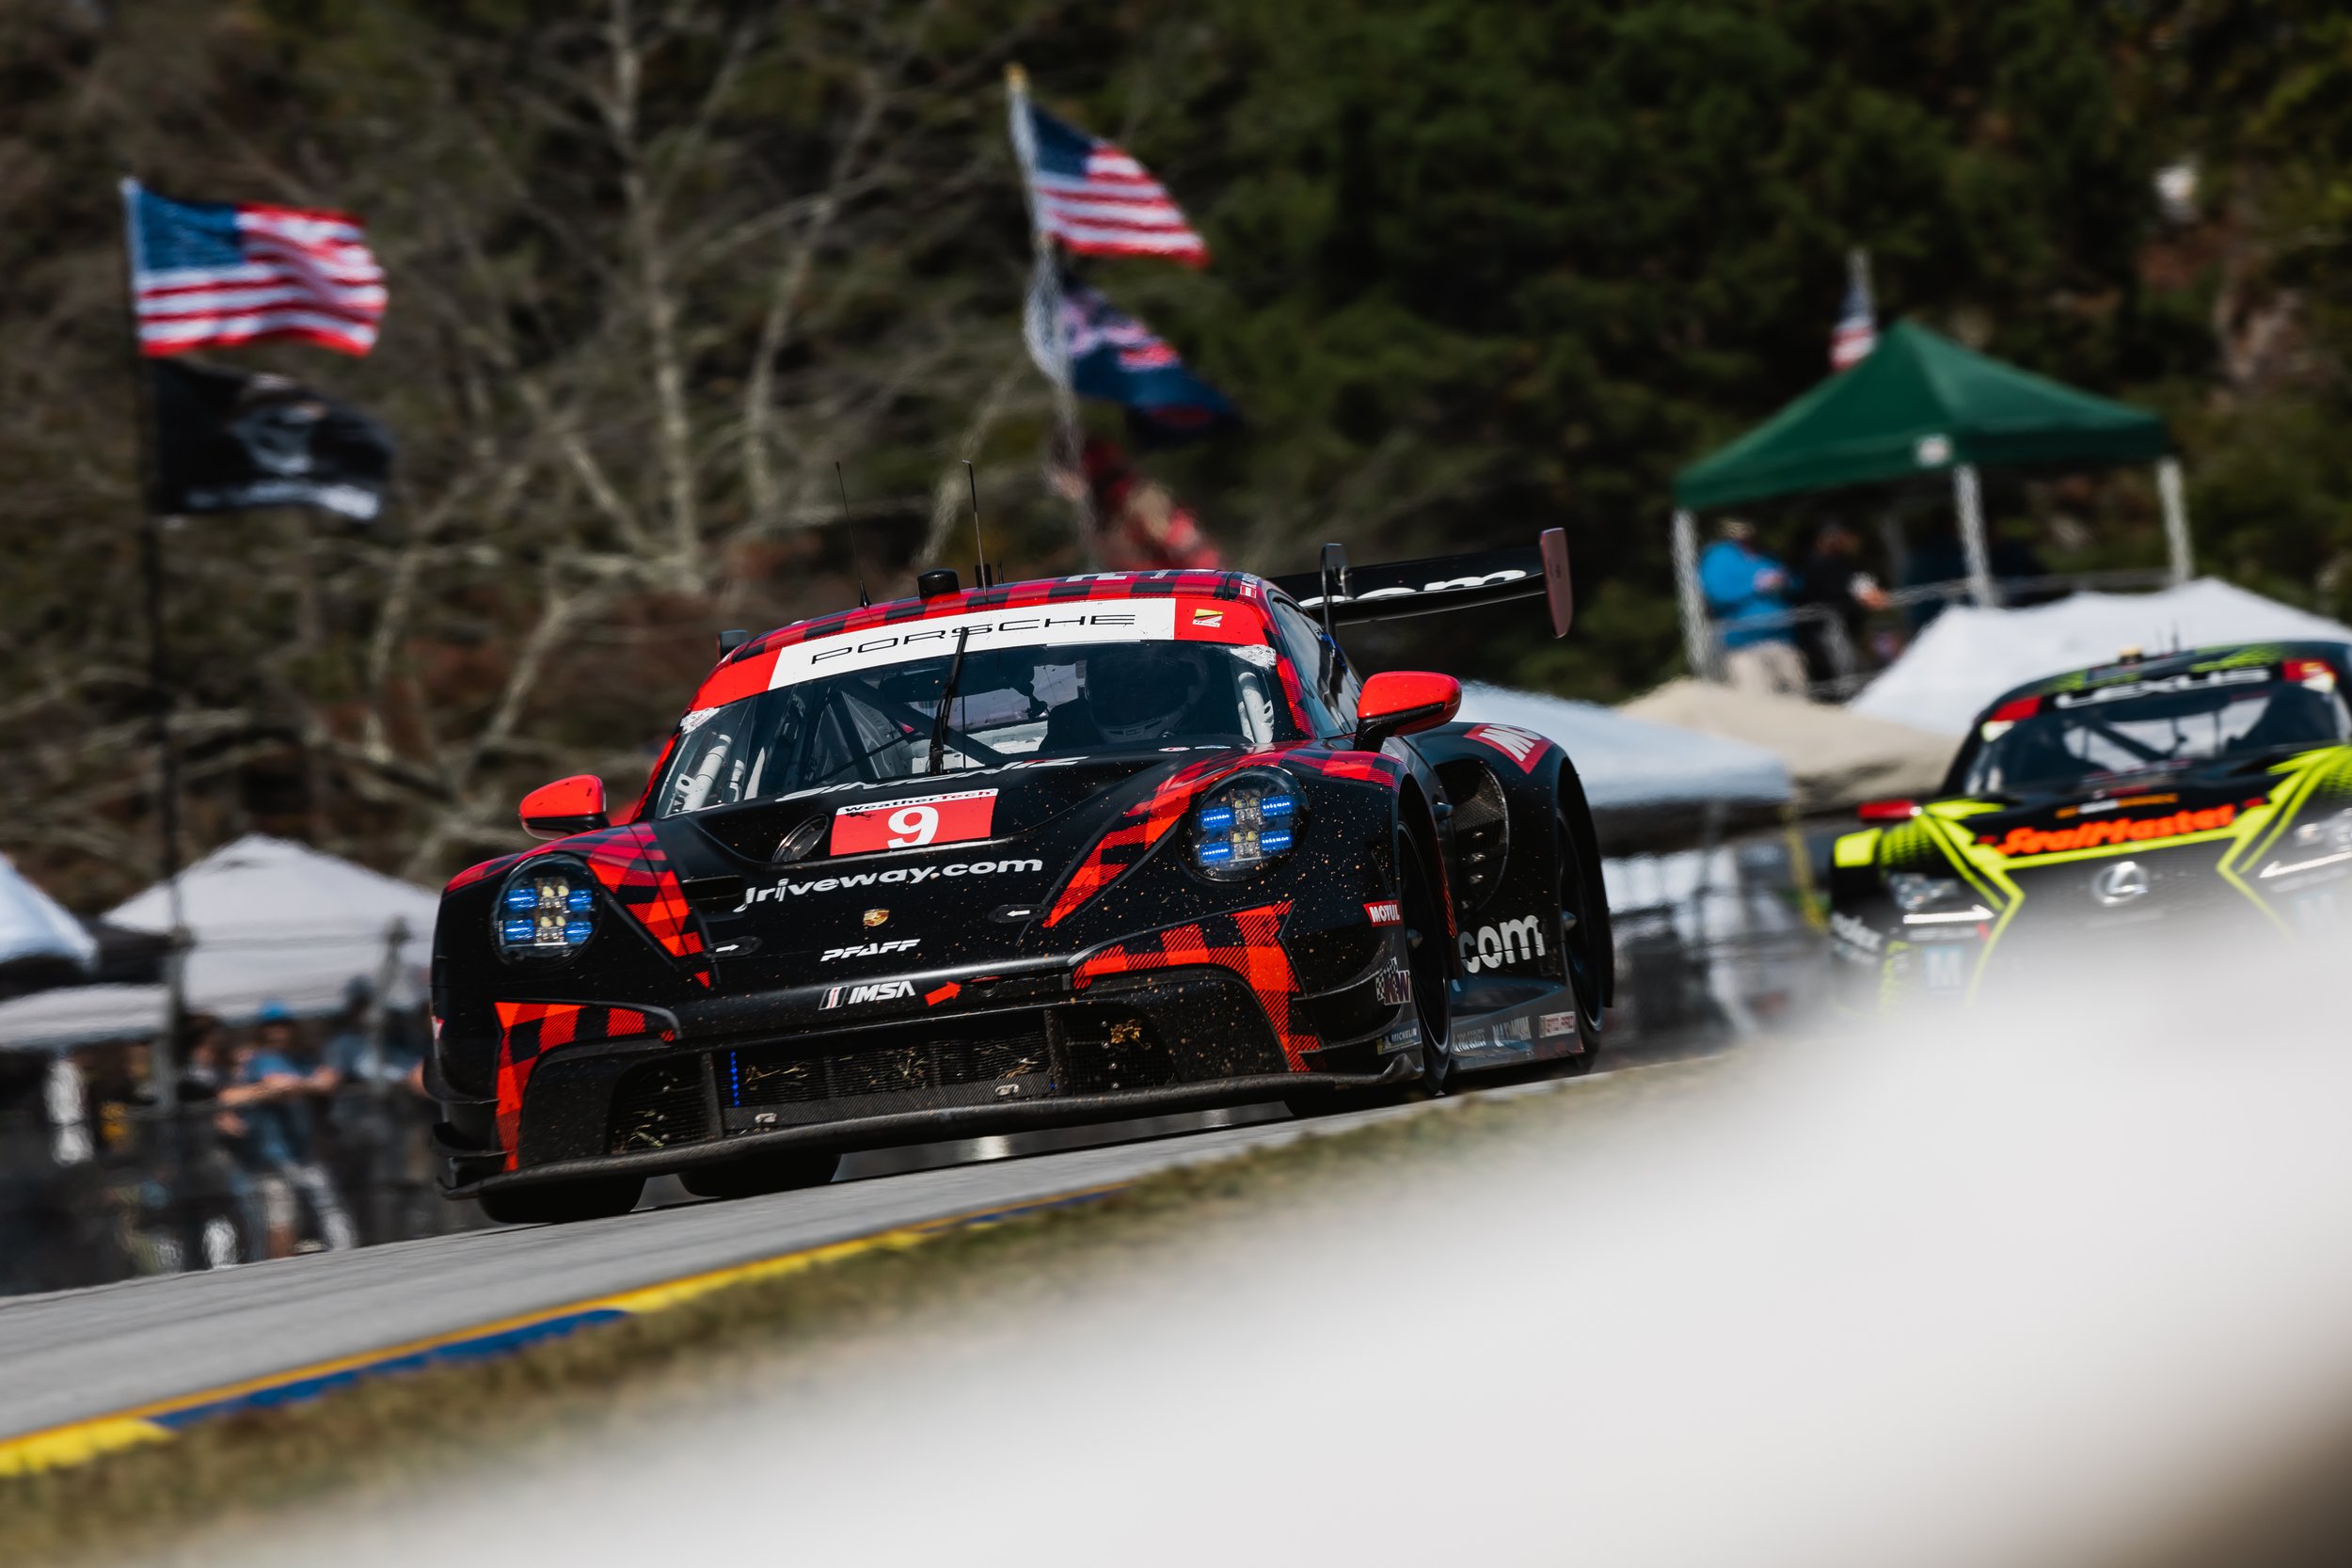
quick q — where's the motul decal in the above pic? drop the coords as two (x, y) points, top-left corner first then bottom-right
(1364, 899), (1403, 926)
(1982, 804), (2237, 858)
(831, 788), (997, 855)
(1464, 723), (1549, 773)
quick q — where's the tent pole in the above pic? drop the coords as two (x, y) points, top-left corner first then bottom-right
(1671, 508), (1715, 680)
(2157, 457), (2193, 585)
(1953, 464), (1997, 609)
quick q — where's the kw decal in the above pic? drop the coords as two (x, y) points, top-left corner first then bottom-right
(1458, 914), (1547, 974)
(819, 938), (919, 963)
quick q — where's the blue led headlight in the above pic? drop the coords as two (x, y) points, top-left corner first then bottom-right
(1192, 773), (1302, 879)
(496, 860), (596, 959)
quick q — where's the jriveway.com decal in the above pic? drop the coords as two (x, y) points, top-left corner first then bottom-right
(738, 858), (1045, 908)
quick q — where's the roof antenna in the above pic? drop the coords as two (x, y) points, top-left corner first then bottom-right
(965, 460), (991, 588)
(838, 462), (870, 607)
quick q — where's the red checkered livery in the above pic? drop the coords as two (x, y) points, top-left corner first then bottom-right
(573, 826), (711, 986)
(1042, 753), (1256, 928)
(491, 1001), (677, 1168)
(1283, 747), (1406, 785)
(445, 851), (527, 895)
(1073, 903), (1315, 1071)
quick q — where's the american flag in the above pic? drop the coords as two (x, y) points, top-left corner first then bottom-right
(1012, 101), (1208, 266)
(1830, 248), (1876, 371)
(123, 179), (388, 357)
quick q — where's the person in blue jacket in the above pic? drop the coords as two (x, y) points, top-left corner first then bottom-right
(1698, 518), (1807, 696)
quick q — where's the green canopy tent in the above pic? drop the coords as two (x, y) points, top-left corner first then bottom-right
(1668, 320), (2188, 679)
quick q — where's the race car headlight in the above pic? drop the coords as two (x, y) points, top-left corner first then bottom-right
(1191, 773), (1301, 879)
(2260, 806), (2352, 880)
(497, 860), (596, 958)
(1886, 872), (1965, 913)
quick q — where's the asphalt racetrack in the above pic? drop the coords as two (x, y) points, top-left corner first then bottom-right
(0, 1054), (1677, 1446)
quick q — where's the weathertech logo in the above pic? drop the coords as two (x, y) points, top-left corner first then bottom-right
(1984, 804), (2236, 858)
(821, 979), (916, 1009)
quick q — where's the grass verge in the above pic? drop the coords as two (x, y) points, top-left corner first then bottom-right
(0, 1057), (1717, 1565)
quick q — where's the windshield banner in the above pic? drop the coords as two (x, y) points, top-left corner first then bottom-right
(763, 595), (1257, 689)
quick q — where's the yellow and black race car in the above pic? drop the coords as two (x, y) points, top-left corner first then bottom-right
(1828, 641), (2352, 1011)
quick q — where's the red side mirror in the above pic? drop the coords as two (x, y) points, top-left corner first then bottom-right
(520, 775), (609, 840)
(1354, 672), (1463, 750)
(1856, 798), (1920, 823)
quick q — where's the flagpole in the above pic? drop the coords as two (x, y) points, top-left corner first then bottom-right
(119, 175), (187, 1118)
(1007, 64), (1099, 565)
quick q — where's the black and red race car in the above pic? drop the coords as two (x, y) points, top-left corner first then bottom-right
(428, 537), (1613, 1222)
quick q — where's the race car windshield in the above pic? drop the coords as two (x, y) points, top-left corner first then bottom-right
(1963, 678), (2350, 797)
(655, 641), (1296, 815)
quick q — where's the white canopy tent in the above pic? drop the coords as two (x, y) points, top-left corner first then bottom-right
(1620, 678), (1955, 816)
(1455, 683), (1791, 850)
(1849, 578), (2352, 736)
(0, 854), (97, 973)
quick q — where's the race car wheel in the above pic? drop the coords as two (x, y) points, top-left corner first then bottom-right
(477, 1175), (644, 1227)
(679, 1151), (840, 1200)
(1547, 807), (1606, 1077)
(1399, 824), (1453, 1096)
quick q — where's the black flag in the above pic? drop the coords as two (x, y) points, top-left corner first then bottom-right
(150, 358), (393, 521)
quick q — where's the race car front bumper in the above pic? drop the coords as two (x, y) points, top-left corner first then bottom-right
(437, 965), (1418, 1197)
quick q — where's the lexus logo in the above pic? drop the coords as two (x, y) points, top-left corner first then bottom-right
(2090, 859), (2150, 908)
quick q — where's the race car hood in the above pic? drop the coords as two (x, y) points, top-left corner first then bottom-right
(644, 749), (1283, 991)
(1952, 766), (2287, 863)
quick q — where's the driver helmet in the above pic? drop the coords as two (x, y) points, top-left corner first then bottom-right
(1087, 644), (1207, 744)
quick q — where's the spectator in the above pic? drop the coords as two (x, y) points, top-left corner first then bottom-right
(230, 1004), (356, 1256)
(1699, 518), (1806, 697)
(176, 1013), (265, 1266)
(1792, 521), (1892, 686)
(323, 980), (436, 1243)
(1062, 438), (1222, 571)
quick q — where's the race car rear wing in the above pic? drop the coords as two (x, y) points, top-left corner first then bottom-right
(1269, 528), (1573, 638)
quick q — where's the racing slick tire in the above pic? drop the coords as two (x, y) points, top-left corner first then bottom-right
(678, 1151), (840, 1200)
(477, 1175), (644, 1227)
(1285, 825), (1452, 1118)
(1543, 807), (1607, 1079)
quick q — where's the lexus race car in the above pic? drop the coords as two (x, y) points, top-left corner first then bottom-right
(429, 538), (1613, 1222)
(1828, 641), (2352, 1011)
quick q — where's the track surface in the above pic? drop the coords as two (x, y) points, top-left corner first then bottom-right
(0, 1045), (1700, 1444)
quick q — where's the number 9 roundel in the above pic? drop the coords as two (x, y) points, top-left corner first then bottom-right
(830, 788), (999, 856)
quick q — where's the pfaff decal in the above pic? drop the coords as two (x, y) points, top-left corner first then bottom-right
(1457, 914), (1548, 974)
(819, 938), (920, 963)
(1984, 804), (2237, 858)
(1464, 723), (1549, 773)
(739, 858), (1046, 907)
(821, 979), (916, 1009)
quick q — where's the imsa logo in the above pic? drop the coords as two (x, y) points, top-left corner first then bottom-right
(820, 979), (916, 1009)
(1458, 914), (1548, 974)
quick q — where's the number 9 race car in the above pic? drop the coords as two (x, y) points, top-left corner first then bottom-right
(428, 536), (1615, 1222)
(1828, 641), (2352, 1011)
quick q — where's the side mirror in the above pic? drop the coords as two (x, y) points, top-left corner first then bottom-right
(1856, 798), (1920, 823)
(1354, 672), (1462, 751)
(520, 774), (609, 840)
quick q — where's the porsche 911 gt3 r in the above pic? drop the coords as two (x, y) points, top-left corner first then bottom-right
(1829, 641), (2352, 1012)
(429, 539), (1613, 1222)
